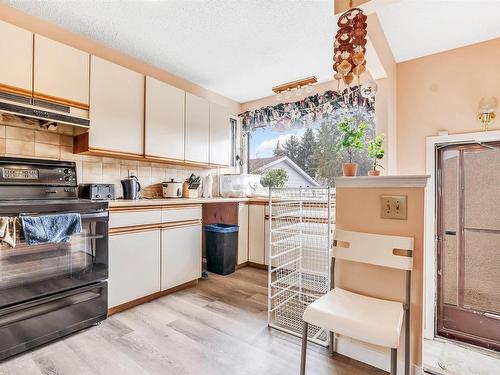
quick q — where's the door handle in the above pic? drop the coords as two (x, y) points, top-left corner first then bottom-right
(445, 230), (456, 235)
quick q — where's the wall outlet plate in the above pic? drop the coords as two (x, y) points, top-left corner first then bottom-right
(381, 195), (407, 220)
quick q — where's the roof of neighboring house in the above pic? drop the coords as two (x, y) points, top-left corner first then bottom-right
(248, 156), (281, 172)
(249, 156), (319, 187)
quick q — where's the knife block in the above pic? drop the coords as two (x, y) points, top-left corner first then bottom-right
(187, 188), (200, 198)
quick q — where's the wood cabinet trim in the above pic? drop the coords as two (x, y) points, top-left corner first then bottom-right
(74, 133), (144, 160)
(33, 91), (89, 110)
(110, 204), (201, 212)
(162, 204), (201, 210)
(160, 219), (201, 229)
(184, 159), (211, 167)
(87, 147), (143, 159)
(109, 219), (201, 234)
(109, 205), (165, 212)
(209, 163), (230, 168)
(146, 155), (211, 168)
(74, 133), (218, 169)
(145, 154), (184, 164)
(0, 83), (32, 97)
(109, 224), (160, 235)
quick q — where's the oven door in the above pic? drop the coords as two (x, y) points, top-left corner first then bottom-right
(0, 209), (108, 307)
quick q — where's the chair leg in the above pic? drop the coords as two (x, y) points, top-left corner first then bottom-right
(390, 348), (397, 375)
(300, 322), (309, 375)
(405, 270), (411, 375)
(329, 331), (335, 355)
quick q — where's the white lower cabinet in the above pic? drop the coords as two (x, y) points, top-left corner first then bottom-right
(237, 204), (249, 265)
(161, 224), (202, 290)
(248, 204), (265, 264)
(109, 229), (161, 308)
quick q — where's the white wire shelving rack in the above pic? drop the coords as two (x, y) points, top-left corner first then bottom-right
(267, 187), (335, 346)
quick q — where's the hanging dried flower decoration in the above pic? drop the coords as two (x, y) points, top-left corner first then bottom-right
(333, 8), (367, 87)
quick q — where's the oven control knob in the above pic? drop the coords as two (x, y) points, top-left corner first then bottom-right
(64, 176), (70, 182)
(107, 194), (112, 198)
(95, 194), (101, 199)
(63, 169), (70, 174)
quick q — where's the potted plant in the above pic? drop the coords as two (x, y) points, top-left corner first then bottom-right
(367, 134), (385, 176)
(336, 118), (367, 176)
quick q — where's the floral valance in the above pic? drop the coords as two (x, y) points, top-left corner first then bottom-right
(239, 85), (375, 132)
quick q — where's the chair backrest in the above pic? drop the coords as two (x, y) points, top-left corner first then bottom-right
(332, 229), (414, 271)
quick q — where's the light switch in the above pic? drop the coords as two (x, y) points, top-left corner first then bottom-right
(381, 195), (407, 220)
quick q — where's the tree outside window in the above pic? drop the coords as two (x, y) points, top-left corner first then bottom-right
(249, 118), (374, 187)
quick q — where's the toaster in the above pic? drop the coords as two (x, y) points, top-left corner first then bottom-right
(79, 183), (115, 200)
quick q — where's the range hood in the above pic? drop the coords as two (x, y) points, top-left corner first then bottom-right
(0, 90), (90, 129)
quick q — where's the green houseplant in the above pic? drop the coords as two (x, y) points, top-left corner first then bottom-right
(336, 118), (367, 176)
(367, 134), (385, 176)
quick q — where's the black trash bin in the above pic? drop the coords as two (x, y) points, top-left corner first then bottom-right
(205, 224), (239, 276)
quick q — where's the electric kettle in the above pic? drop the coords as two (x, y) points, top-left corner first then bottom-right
(121, 176), (141, 200)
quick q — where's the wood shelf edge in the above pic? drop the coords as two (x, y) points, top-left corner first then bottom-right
(74, 135), (220, 169)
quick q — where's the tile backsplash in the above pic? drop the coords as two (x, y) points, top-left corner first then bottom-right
(0, 122), (228, 198)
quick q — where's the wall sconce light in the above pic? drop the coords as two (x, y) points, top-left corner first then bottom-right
(478, 96), (498, 131)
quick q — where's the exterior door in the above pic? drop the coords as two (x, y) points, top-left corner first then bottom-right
(437, 142), (500, 351)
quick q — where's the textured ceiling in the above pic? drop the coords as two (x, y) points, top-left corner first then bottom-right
(4, 0), (500, 102)
(378, 0), (500, 62)
(2, 0), (341, 102)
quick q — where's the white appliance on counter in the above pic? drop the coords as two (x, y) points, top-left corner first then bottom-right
(202, 174), (213, 198)
(162, 179), (183, 198)
(220, 174), (265, 198)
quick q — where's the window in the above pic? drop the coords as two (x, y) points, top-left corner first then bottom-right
(248, 119), (375, 187)
(230, 117), (238, 167)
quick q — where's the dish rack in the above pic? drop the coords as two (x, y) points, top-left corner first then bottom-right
(267, 187), (335, 346)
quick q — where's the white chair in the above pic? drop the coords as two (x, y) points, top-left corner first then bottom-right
(300, 229), (413, 375)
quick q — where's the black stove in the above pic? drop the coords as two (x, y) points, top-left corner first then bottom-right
(0, 157), (109, 360)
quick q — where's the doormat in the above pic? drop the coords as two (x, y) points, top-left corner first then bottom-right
(438, 342), (500, 375)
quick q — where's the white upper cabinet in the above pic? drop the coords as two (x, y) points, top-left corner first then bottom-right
(185, 92), (209, 164)
(238, 204), (249, 265)
(209, 103), (231, 166)
(0, 21), (33, 94)
(34, 35), (90, 107)
(89, 56), (144, 155)
(145, 77), (185, 161)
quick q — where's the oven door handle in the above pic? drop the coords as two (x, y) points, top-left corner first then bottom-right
(18, 211), (108, 221)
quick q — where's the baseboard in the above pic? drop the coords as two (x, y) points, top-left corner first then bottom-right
(335, 335), (422, 375)
(107, 279), (198, 316)
(247, 261), (268, 270)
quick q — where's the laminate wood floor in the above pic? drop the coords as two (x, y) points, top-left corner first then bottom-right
(0, 267), (385, 375)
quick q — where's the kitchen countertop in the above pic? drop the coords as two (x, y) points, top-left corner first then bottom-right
(108, 196), (268, 208)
